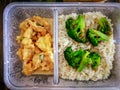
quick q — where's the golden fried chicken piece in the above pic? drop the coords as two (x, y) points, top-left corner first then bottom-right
(35, 33), (53, 52)
(16, 16), (53, 76)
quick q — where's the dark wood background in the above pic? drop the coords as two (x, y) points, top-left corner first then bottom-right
(0, 0), (119, 90)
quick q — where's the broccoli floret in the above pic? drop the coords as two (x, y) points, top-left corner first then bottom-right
(98, 17), (112, 35)
(64, 46), (101, 72)
(64, 46), (73, 61)
(66, 15), (86, 43)
(77, 50), (92, 72)
(86, 29), (109, 46)
(90, 52), (101, 69)
(64, 47), (83, 68)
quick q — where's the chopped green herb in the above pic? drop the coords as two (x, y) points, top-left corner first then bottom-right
(39, 54), (44, 60)
(36, 22), (41, 26)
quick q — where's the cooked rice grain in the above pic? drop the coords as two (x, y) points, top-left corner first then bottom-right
(58, 12), (115, 81)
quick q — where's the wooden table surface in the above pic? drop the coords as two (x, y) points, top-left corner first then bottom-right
(0, 0), (119, 90)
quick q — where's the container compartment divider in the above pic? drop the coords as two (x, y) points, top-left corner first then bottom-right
(53, 8), (59, 84)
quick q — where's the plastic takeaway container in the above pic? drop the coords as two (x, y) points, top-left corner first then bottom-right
(3, 2), (120, 90)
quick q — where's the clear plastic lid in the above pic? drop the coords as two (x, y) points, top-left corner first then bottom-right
(3, 2), (120, 90)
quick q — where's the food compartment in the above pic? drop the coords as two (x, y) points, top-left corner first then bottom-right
(57, 5), (120, 88)
(3, 4), (55, 89)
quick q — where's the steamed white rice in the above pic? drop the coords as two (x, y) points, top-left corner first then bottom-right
(58, 12), (115, 81)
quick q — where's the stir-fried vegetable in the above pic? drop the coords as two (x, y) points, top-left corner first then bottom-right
(66, 15), (86, 43)
(86, 29), (109, 46)
(64, 15), (112, 72)
(77, 50), (92, 72)
(66, 16), (111, 46)
(64, 46), (83, 68)
(98, 17), (112, 35)
(89, 52), (101, 69)
(64, 47), (101, 72)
